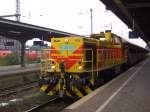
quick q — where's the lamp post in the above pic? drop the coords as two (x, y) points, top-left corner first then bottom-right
(90, 8), (93, 34)
(78, 8), (93, 35)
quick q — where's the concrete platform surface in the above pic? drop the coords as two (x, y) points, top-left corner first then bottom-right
(0, 63), (40, 76)
(64, 57), (150, 112)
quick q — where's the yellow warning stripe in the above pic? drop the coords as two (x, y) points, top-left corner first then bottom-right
(66, 91), (72, 97)
(40, 85), (48, 91)
(55, 82), (60, 91)
(83, 85), (92, 94)
(47, 82), (60, 96)
(90, 79), (94, 85)
(48, 91), (54, 96)
(73, 86), (83, 97)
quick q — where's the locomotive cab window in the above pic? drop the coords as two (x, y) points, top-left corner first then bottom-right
(111, 36), (121, 45)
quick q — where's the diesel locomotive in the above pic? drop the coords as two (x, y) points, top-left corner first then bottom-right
(39, 31), (148, 98)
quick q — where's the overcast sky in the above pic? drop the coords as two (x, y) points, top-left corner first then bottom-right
(0, 0), (146, 47)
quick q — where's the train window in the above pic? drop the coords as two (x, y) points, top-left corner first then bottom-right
(112, 36), (120, 45)
(111, 36), (115, 44)
(115, 37), (120, 44)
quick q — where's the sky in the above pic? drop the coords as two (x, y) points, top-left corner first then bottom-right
(0, 0), (147, 47)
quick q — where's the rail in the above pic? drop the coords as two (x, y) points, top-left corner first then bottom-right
(0, 81), (38, 98)
(25, 97), (77, 112)
(25, 97), (58, 112)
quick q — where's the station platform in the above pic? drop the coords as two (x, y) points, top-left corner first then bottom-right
(64, 57), (150, 112)
(0, 64), (40, 76)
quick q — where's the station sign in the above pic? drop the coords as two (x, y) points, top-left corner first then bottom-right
(129, 31), (139, 39)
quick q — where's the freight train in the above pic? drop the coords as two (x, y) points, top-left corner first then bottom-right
(39, 31), (148, 98)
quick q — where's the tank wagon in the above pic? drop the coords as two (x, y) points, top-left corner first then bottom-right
(39, 31), (148, 98)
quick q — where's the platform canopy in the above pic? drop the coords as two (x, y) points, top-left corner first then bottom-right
(100, 0), (150, 45)
(0, 18), (80, 42)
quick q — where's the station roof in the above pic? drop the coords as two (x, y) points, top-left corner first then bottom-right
(100, 0), (150, 45)
(0, 18), (80, 42)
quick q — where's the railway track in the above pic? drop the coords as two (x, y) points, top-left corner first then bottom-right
(25, 97), (77, 112)
(0, 81), (38, 98)
(25, 97), (58, 112)
(0, 67), (40, 95)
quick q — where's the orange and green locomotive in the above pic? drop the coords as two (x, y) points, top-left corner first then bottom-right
(39, 31), (148, 98)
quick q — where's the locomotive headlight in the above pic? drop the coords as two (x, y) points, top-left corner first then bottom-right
(65, 39), (69, 43)
(51, 65), (56, 69)
(78, 65), (83, 70)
